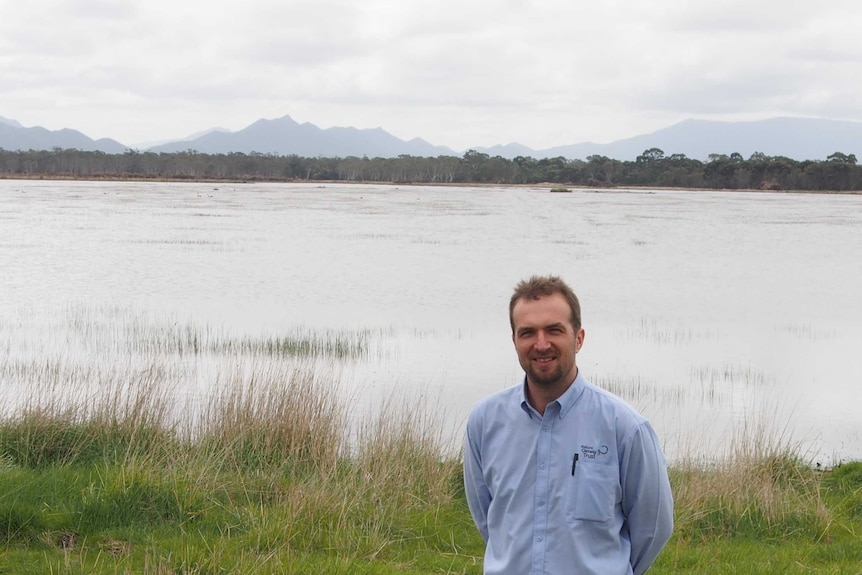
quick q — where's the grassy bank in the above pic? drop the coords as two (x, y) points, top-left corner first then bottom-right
(2, 376), (861, 574)
(1, 307), (861, 573)
(0, 363), (474, 574)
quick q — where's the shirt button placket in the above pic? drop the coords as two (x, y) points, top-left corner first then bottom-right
(531, 412), (555, 574)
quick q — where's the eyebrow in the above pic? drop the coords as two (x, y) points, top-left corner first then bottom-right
(516, 322), (567, 335)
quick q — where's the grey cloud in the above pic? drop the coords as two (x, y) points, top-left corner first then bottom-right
(58, 0), (139, 20)
(235, 35), (366, 67)
(788, 42), (862, 65)
(632, 62), (849, 118)
(658, 1), (816, 33)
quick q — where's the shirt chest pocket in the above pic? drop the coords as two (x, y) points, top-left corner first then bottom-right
(563, 462), (620, 524)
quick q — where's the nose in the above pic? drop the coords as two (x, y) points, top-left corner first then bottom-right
(535, 332), (552, 351)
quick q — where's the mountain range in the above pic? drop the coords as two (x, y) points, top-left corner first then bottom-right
(2, 114), (861, 162)
(0, 116), (127, 154)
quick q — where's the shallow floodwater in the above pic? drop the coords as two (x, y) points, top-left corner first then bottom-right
(1, 180), (861, 463)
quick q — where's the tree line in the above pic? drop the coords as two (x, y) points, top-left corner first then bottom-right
(1, 147), (860, 191)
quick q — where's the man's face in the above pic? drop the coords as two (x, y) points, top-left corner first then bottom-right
(511, 292), (584, 390)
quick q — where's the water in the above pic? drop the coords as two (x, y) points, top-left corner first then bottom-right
(2, 179), (861, 463)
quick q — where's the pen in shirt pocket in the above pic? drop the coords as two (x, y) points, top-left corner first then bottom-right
(571, 453), (578, 476)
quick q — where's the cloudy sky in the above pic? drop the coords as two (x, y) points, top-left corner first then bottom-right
(2, 0), (861, 150)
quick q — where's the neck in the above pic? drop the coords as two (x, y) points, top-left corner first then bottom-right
(526, 368), (578, 415)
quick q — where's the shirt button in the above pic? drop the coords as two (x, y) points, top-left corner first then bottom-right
(537, 536), (543, 542)
(542, 426), (549, 432)
(538, 500), (545, 507)
(540, 463), (546, 470)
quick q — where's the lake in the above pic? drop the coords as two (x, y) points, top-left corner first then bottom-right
(1, 179), (861, 464)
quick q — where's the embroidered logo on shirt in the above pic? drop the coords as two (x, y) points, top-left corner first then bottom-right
(580, 444), (609, 460)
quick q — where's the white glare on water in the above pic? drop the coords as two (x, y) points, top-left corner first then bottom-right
(1, 180), (861, 464)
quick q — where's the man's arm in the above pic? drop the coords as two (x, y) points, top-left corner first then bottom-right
(463, 412), (491, 542)
(620, 422), (674, 575)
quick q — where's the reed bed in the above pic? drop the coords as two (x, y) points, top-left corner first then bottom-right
(592, 363), (772, 412)
(619, 317), (719, 345)
(592, 373), (688, 407)
(3, 303), (382, 361)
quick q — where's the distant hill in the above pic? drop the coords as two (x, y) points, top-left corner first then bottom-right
(0, 116), (24, 129)
(147, 114), (458, 157)
(0, 118), (127, 153)
(512, 117), (862, 162)
(131, 127), (230, 150)
(2, 113), (862, 162)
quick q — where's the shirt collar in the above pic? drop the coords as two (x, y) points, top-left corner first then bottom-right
(556, 370), (587, 417)
(519, 370), (587, 419)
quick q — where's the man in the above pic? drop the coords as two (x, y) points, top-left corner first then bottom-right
(463, 275), (673, 575)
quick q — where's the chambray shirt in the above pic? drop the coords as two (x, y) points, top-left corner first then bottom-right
(463, 372), (673, 575)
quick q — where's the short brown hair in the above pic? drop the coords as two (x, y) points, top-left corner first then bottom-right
(509, 275), (581, 333)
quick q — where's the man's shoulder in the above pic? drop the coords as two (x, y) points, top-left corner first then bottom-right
(467, 383), (521, 424)
(471, 383), (521, 411)
(579, 377), (649, 427)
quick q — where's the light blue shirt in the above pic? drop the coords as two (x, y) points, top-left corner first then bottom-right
(463, 372), (674, 575)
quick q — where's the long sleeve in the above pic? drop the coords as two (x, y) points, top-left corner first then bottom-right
(463, 412), (491, 543)
(621, 422), (674, 575)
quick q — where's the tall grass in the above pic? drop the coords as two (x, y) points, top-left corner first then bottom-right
(0, 363), (173, 468)
(0, 359), (462, 572)
(670, 413), (830, 541)
(593, 370), (832, 543)
(195, 361), (347, 472)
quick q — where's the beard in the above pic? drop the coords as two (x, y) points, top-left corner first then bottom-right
(527, 364), (565, 387)
(523, 355), (573, 388)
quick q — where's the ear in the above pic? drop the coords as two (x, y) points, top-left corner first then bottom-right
(575, 328), (585, 352)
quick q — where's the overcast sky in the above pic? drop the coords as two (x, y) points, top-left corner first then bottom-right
(3, 0), (862, 150)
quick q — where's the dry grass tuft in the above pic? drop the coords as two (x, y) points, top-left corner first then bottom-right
(671, 413), (830, 540)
